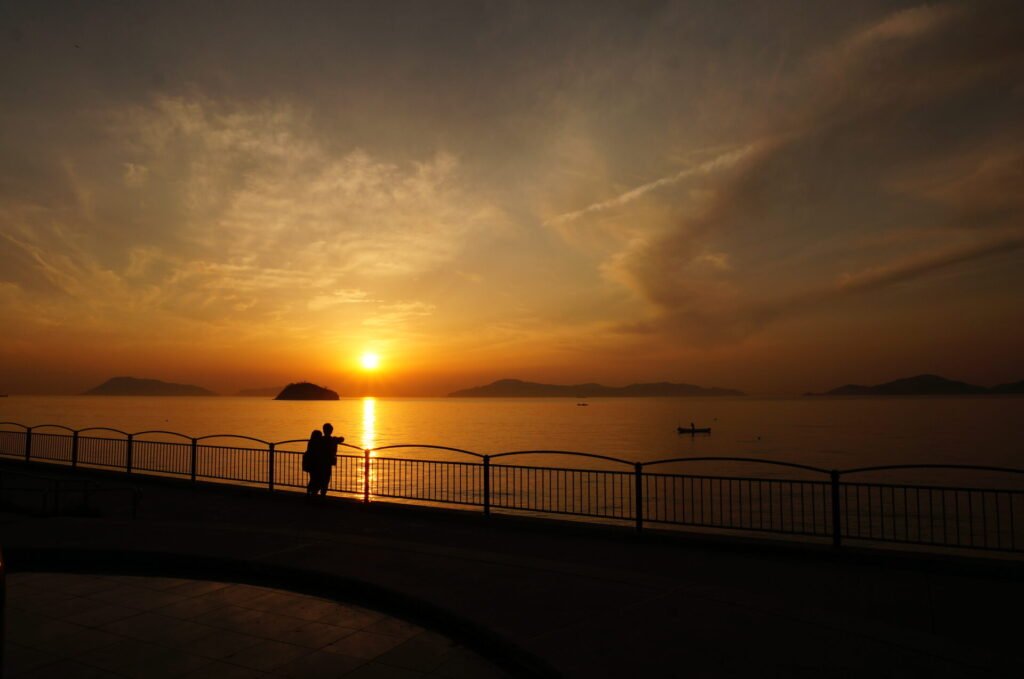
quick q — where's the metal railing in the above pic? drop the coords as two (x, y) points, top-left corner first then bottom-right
(1, 421), (1022, 556)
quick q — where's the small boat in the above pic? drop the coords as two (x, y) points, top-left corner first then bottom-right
(576, 403), (589, 407)
(678, 426), (711, 434)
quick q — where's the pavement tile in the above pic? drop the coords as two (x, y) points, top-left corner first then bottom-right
(342, 661), (431, 679)
(181, 661), (275, 678)
(235, 590), (301, 612)
(99, 611), (212, 645)
(312, 605), (385, 630)
(220, 639), (311, 672)
(199, 606), (310, 639)
(74, 639), (212, 679)
(5, 573), (53, 589)
(271, 649), (367, 678)
(163, 579), (232, 598)
(153, 593), (230, 620)
(431, 648), (512, 679)
(26, 594), (109, 620)
(6, 586), (71, 609)
(12, 658), (124, 679)
(273, 620), (359, 649)
(60, 602), (144, 628)
(1, 642), (56, 677)
(202, 584), (277, 606)
(363, 617), (423, 640)
(374, 632), (455, 672)
(115, 575), (195, 591)
(86, 584), (189, 611)
(71, 638), (181, 674)
(323, 631), (406, 660)
(178, 628), (265, 660)
(20, 574), (119, 598)
(7, 616), (125, 657)
(271, 596), (361, 623)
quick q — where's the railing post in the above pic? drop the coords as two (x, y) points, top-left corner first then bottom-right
(635, 462), (644, 533)
(483, 455), (490, 516)
(125, 434), (133, 474)
(363, 449), (371, 503)
(190, 438), (198, 483)
(268, 443), (276, 492)
(24, 427), (32, 462)
(831, 470), (842, 549)
(71, 430), (79, 467)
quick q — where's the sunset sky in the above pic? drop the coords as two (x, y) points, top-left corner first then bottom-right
(2, 1), (1023, 396)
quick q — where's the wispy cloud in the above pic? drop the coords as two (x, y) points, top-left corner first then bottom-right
(544, 144), (758, 227)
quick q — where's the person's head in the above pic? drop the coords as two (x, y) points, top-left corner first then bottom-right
(323, 423), (333, 436)
(310, 429), (322, 440)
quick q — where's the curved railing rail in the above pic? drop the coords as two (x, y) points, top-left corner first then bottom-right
(492, 450), (632, 465)
(1, 421), (1023, 556)
(642, 457), (831, 474)
(133, 430), (193, 440)
(371, 444), (485, 459)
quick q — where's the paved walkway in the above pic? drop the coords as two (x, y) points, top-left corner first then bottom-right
(4, 573), (505, 678)
(3, 464), (1024, 677)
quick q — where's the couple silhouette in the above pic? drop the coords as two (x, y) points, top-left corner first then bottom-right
(303, 422), (345, 499)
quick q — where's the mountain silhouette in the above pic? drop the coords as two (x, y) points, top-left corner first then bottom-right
(275, 382), (340, 400)
(991, 380), (1024, 394)
(449, 378), (743, 397)
(812, 374), (990, 396)
(84, 377), (215, 396)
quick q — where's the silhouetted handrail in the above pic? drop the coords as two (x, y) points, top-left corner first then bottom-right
(841, 463), (1024, 476)
(132, 430), (194, 440)
(491, 450), (633, 465)
(77, 427), (132, 437)
(642, 457), (831, 475)
(372, 444), (484, 459)
(195, 434), (272, 446)
(0, 422), (28, 430)
(25, 424), (76, 433)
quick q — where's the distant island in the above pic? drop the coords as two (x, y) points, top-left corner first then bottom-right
(274, 382), (340, 400)
(808, 374), (1024, 396)
(84, 376), (216, 397)
(449, 378), (743, 398)
(237, 386), (284, 397)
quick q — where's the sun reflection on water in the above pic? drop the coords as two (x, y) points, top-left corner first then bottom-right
(361, 396), (376, 451)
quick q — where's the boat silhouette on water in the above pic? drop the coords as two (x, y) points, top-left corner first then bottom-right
(677, 426), (711, 435)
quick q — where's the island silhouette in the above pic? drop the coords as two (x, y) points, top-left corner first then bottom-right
(808, 374), (1024, 396)
(274, 382), (340, 400)
(449, 378), (743, 397)
(83, 377), (216, 396)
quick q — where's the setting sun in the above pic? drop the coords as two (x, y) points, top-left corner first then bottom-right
(360, 352), (381, 371)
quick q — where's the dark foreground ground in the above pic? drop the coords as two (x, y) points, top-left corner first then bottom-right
(2, 462), (1023, 677)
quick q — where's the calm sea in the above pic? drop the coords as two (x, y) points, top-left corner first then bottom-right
(2, 395), (1023, 472)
